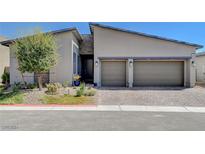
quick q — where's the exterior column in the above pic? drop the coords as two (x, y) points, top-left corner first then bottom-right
(94, 58), (101, 87)
(190, 53), (196, 87)
(128, 59), (133, 87)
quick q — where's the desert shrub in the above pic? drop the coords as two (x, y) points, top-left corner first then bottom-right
(80, 82), (85, 91)
(75, 82), (85, 97)
(12, 82), (21, 92)
(75, 89), (82, 97)
(46, 84), (58, 95)
(84, 88), (96, 96)
(46, 83), (62, 95)
(62, 81), (69, 88)
(27, 83), (37, 89)
(54, 82), (62, 88)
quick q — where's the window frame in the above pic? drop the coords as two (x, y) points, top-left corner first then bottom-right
(72, 41), (79, 75)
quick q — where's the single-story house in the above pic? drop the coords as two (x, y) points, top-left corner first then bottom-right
(196, 52), (205, 83)
(0, 36), (9, 83)
(0, 23), (203, 87)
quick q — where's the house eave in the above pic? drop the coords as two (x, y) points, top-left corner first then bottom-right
(98, 56), (192, 60)
(0, 27), (82, 47)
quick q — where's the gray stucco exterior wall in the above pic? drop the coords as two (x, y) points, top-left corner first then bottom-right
(196, 55), (205, 82)
(93, 26), (197, 87)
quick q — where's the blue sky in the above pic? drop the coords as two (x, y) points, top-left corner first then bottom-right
(0, 22), (204, 52)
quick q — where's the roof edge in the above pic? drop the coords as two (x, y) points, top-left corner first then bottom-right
(196, 52), (205, 57)
(89, 22), (203, 49)
(0, 27), (82, 47)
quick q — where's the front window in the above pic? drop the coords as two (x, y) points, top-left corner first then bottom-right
(78, 55), (81, 74)
(73, 52), (77, 74)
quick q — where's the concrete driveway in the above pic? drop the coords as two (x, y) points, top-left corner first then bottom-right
(96, 86), (205, 106)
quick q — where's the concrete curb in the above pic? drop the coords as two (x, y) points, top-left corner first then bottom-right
(1, 105), (205, 113)
(119, 105), (189, 112)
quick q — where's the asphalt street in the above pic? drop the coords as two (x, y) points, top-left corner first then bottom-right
(1, 110), (205, 130)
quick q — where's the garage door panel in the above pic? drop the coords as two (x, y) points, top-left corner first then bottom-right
(101, 61), (126, 87)
(133, 61), (184, 86)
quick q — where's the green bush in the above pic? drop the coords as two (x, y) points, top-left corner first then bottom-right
(46, 83), (62, 95)
(75, 89), (82, 97)
(12, 82), (21, 92)
(75, 82), (85, 97)
(80, 82), (85, 91)
(84, 88), (96, 96)
(27, 83), (37, 89)
(1, 72), (9, 85)
(0, 85), (4, 94)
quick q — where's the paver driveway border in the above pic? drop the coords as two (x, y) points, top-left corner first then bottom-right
(1, 105), (205, 113)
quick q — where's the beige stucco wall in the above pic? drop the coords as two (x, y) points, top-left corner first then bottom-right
(50, 32), (80, 85)
(127, 59), (133, 87)
(93, 26), (197, 87)
(196, 55), (205, 82)
(9, 31), (80, 85)
(185, 59), (196, 87)
(0, 36), (9, 83)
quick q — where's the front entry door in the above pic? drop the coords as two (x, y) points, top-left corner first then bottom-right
(82, 55), (94, 82)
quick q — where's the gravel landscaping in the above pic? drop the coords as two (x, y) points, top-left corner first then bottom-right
(23, 87), (97, 105)
(2, 83), (205, 106)
(0, 85), (97, 105)
(23, 87), (78, 104)
(97, 86), (205, 106)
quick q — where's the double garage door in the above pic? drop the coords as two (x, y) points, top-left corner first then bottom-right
(101, 61), (184, 87)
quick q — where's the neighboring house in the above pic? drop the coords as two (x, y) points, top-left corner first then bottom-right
(196, 52), (205, 83)
(0, 23), (203, 87)
(0, 36), (9, 83)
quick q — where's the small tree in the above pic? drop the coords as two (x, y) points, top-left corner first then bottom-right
(14, 30), (58, 90)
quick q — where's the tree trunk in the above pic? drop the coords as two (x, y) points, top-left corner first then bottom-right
(21, 73), (26, 89)
(37, 75), (43, 91)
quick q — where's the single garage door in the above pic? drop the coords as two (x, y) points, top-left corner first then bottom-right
(133, 61), (184, 86)
(101, 61), (126, 86)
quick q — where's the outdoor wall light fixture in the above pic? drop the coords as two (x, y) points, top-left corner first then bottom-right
(192, 60), (196, 67)
(129, 61), (133, 67)
(191, 52), (196, 67)
(95, 61), (98, 67)
(191, 52), (195, 57)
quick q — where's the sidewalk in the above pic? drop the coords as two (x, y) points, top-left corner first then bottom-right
(1, 105), (205, 113)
